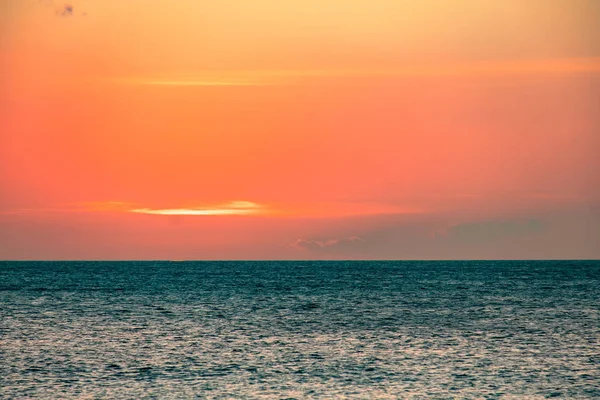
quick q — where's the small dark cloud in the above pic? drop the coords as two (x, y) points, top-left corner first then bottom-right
(287, 215), (559, 259)
(38, 1), (86, 17)
(292, 236), (364, 253)
(58, 4), (73, 16)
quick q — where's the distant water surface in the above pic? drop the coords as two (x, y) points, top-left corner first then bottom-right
(1, 260), (599, 398)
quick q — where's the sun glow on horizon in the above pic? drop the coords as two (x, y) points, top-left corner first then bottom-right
(130, 201), (266, 216)
(142, 81), (273, 86)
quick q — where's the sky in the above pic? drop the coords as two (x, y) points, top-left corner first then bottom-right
(1, 0), (599, 259)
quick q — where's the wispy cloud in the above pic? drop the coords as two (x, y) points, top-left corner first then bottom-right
(141, 80), (275, 87)
(130, 201), (266, 216)
(74, 201), (135, 212)
(280, 202), (425, 218)
(292, 236), (364, 252)
(0, 201), (267, 217)
(128, 200), (420, 217)
(118, 57), (600, 87)
(1, 199), (425, 218)
(0, 201), (135, 216)
(434, 219), (546, 242)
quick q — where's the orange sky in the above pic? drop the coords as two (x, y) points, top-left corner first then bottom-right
(1, 0), (599, 259)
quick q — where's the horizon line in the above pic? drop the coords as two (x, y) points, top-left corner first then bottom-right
(1, 259), (598, 262)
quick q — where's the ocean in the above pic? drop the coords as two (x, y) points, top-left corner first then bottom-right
(1, 260), (599, 399)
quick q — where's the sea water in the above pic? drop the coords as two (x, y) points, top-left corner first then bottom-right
(1, 260), (599, 399)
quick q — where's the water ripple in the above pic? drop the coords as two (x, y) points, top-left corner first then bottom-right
(1, 260), (599, 398)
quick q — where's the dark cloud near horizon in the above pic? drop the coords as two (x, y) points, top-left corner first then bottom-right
(293, 236), (365, 254)
(290, 215), (600, 259)
(442, 219), (545, 243)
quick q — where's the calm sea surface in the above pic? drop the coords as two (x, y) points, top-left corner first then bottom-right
(1, 260), (599, 399)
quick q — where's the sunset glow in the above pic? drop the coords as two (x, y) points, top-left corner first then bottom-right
(1, 0), (598, 259)
(130, 201), (266, 216)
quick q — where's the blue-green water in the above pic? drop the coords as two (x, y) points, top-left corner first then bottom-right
(1, 260), (599, 398)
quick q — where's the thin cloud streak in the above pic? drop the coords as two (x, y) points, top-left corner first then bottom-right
(142, 81), (275, 86)
(128, 201), (423, 218)
(0, 200), (425, 218)
(0, 201), (135, 216)
(121, 57), (600, 87)
(130, 201), (265, 216)
(131, 209), (258, 216)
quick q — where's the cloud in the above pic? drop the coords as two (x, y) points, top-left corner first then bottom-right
(59, 4), (73, 16)
(130, 201), (267, 216)
(74, 201), (135, 212)
(0, 200), (270, 217)
(287, 214), (563, 259)
(117, 57), (600, 89)
(140, 80), (275, 87)
(0, 201), (135, 216)
(292, 236), (365, 253)
(439, 219), (545, 243)
(0, 199), (419, 219)
(35, 1), (86, 17)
